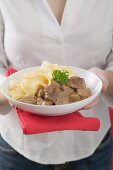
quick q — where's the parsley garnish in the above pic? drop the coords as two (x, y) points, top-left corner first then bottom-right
(52, 70), (69, 85)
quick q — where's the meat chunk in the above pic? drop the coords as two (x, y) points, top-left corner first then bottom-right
(77, 88), (92, 99)
(37, 97), (53, 105)
(18, 96), (37, 104)
(44, 84), (61, 102)
(37, 97), (44, 105)
(51, 80), (62, 89)
(38, 88), (45, 98)
(42, 99), (53, 106)
(62, 85), (75, 95)
(55, 91), (70, 105)
(68, 76), (86, 89)
(70, 92), (80, 102)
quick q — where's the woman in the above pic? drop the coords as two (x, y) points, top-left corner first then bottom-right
(0, 0), (113, 169)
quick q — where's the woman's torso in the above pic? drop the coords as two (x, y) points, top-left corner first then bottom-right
(0, 0), (113, 70)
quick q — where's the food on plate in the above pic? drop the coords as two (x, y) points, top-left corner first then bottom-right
(8, 61), (92, 105)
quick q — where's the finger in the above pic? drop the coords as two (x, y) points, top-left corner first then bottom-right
(9, 102), (14, 108)
(101, 79), (108, 93)
(97, 72), (108, 92)
(83, 97), (99, 110)
(89, 68), (108, 93)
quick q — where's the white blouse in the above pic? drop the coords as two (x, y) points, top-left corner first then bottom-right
(0, 0), (113, 164)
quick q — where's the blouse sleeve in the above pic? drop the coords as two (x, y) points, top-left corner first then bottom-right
(101, 38), (113, 108)
(105, 41), (113, 71)
(0, 9), (9, 85)
(0, 10), (11, 114)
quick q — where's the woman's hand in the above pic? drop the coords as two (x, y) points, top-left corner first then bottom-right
(0, 89), (9, 105)
(0, 89), (12, 114)
(83, 67), (109, 110)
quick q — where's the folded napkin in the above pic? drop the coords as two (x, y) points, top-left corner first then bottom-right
(6, 68), (100, 135)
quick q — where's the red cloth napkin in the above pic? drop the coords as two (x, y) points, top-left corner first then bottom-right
(6, 68), (100, 135)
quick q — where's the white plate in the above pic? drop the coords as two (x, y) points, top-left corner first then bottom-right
(1, 66), (102, 116)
